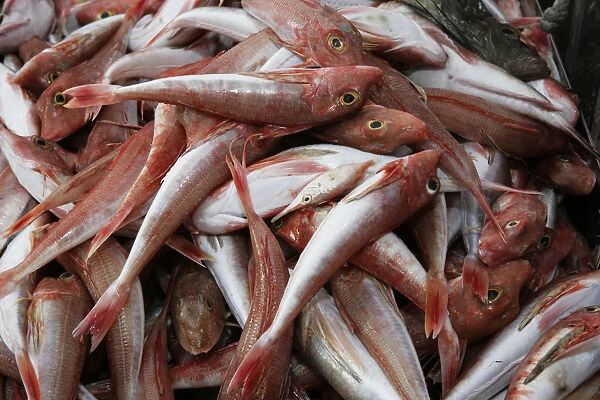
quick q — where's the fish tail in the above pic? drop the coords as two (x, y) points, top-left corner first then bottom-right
(425, 271), (448, 339)
(226, 152), (257, 219)
(1, 204), (44, 240)
(87, 205), (133, 260)
(228, 333), (277, 397)
(462, 254), (489, 302)
(16, 352), (40, 400)
(438, 321), (461, 395)
(63, 84), (123, 109)
(73, 282), (130, 351)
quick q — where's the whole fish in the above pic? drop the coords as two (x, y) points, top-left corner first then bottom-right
(64, 66), (383, 126)
(228, 150), (441, 392)
(401, 0), (550, 80)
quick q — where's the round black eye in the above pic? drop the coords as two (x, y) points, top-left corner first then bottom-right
(538, 235), (551, 249)
(272, 218), (283, 229)
(501, 25), (520, 39)
(53, 91), (67, 106)
(557, 155), (570, 163)
(302, 194), (312, 203)
(367, 120), (384, 130)
(328, 33), (346, 52)
(46, 71), (61, 84)
(339, 91), (359, 106)
(59, 272), (73, 279)
(585, 305), (600, 312)
(98, 10), (114, 19)
(32, 136), (50, 148)
(426, 177), (440, 194)
(487, 287), (504, 303)
(506, 220), (520, 228)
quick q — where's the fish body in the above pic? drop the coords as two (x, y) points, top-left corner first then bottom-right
(65, 66), (383, 126)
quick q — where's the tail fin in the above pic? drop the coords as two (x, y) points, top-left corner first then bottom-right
(16, 352), (40, 400)
(2, 205), (44, 240)
(72, 282), (130, 351)
(437, 319), (461, 395)
(87, 205), (134, 260)
(462, 254), (489, 302)
(425, 271), (448, 339)
(227, 333), (277, 397)
(63, 84), (122, 109)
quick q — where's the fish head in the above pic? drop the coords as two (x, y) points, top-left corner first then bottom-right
(271, 203), (332, 251)
(307, 65), (382, 123)
(302, 10), (366, 67)
(172, 267), (226, 355)
(479, 193), (547, 266)
(405, 149), (442, 197)
(449, 259), (533, 341)
(36, 74), (92, 141)
(318, 104), (427, 154)
(0, 126), (71, 183)
(560, 232), (596, 276)
(534, 150), (596, 196)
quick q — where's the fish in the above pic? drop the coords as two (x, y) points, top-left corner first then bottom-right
(0, 0), (55, 54)
(401, 0), (550, 81)
(228, 150), (441, 393)
(171, 261), (226, 355)
(506, 305), (600, 399)
(64, 66), (383, 126)
(533, 150), (596, 196)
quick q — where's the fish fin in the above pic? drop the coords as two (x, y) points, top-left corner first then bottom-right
(87, 205), (135, 260)
(342, 158), (405, 203)
(165, 234), (213, 264)
(63, 84), (122, 109)
(462, 254), (489, 302)
(0, 21), (27, 35)
(246, 68), (319, 84)
(16, 352), (40, 400)
(474, 187), (507, 242)
(259, 124), (311, 139)
(425, 271), (449, 339)
(481, 180), (542, 195)
(0, 266), (26, 300)
(519, 281), (582, 330)
(523, 325), (588, 385)
(438, 320), (461, 394)
(73, 282), (130, 351)
(1, 204), (44, 239)
(227, 333), (277, 396)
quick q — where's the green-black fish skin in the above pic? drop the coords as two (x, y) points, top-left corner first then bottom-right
(401, 0), (551, 81)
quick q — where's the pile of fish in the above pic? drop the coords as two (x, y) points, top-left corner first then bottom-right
(0, 0), (598, 399)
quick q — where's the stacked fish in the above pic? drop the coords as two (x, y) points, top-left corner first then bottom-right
(0, 0), (597, 399)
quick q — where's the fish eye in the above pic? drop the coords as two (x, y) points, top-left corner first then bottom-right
(487, 286), (505, 303)
(205, 298), (213, 312)
(585, 305), (600, 312)
(59, 272), (73, 280)
(506, 220), (520, 228)
(302, 194), (313, 203)
(272, 218), (284, 229)
(501, 25), (520, 39)
(426, 177), (440, 194)
(327, 33), (346, 53)
(31, 136), (51, 149)
(557, 155), (570, 163)
(53, 91), (67, 106)
(367, 120), (384, 130)
(46, 71), (61, 84)
(538, 234), (551, 249)
(98, 10), (114, 19)
(339, 91), (359, 107)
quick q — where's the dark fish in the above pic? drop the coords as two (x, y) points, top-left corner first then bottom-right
(403, 0), (550, 81)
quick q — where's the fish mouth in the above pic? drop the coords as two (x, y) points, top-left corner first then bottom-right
(507, 56), (551, 82)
